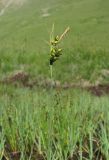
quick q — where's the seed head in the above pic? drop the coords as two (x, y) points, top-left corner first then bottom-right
(49, 27), (70, 65)
(50, 35), (62, 65)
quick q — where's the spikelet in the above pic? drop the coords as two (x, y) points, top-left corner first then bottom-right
(49, 26), (70, 65)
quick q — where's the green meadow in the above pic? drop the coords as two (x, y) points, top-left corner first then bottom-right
(0, 0), (109, 159)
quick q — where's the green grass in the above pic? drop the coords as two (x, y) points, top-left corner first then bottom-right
(0, 0), (109, 159)
(0, 86), (109, 159)
(0, 0), (109, 81)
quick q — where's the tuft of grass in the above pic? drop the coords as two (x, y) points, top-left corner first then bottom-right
(0, 87), (109, 159)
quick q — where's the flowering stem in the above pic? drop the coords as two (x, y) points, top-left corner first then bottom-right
(50, 65), (54, 89)
(50, 65), (53, 80)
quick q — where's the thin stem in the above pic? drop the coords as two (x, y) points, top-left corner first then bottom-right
(50, 65), (54, 89)
(50, 65), (53, 80)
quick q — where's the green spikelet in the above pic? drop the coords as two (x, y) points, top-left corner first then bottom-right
(49, 26), (70, 66)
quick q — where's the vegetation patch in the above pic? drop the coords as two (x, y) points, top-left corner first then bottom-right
(0, 0), (109, 159)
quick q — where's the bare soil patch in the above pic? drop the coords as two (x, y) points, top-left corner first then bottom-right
(0, 0), (27, 16)
(1, 71), (109, 96)
(0, 0), (26, 6)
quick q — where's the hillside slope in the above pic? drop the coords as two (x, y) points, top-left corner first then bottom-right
(0, 0), (109, 82)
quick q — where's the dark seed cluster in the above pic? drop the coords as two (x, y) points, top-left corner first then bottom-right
(50, 36), (62, 65)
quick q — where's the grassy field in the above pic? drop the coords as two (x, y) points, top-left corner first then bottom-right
(0, 0), (109, 159)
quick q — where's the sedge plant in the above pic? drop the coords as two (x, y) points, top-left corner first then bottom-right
(48, 25), (70, 79)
